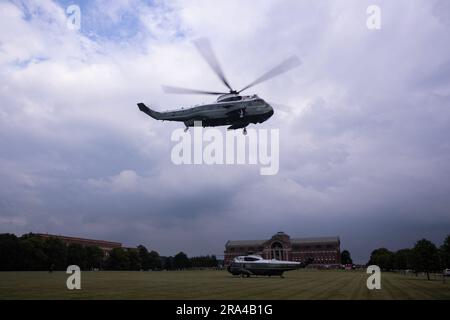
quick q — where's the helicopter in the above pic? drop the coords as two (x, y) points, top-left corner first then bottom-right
(227, 255), (302, 278)
(137, 38), (300, 135)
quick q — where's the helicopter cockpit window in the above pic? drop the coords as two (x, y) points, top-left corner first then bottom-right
(249, 100), (263, 106)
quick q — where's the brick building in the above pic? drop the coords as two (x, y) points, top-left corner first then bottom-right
(36, 233), (122, 257)
(224, 232), (341, 266)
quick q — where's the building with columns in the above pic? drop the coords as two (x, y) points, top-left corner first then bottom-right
(224, 232), (341, 266)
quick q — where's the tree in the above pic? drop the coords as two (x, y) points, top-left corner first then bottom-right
(43, 237), (67, 271)
(164, 256), (174, 270)
(138, 245), (151, 271)
(190, 255), (219, 268)
(67, 243), (87, 270)
(0, 234), (21, 271)
(412, 239), (440, 280)
(19, 236), (47, 270)
(137, 245), (162, 271)
(174, 252), (190, 270)
(0, 233), (111, 271)
(106, 248), (130, 270)
(127, 249), (141, 270)
(340, 250), (353, 265)
(85, 245), (104, 270)
(148, 250), (162, 270)
(368, 248), (394, 270)
(394, 248), (413, 270)
(210, 255), (218, 268)
(440, 234), (450, 269)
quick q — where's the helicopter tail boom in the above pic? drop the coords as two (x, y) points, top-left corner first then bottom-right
(137, 103), (166, 120)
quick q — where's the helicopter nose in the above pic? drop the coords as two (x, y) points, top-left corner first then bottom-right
(266, 103), (274, 118)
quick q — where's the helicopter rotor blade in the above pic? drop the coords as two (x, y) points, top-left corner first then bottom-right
(269, 101), (296, 114)
(238, 56), (301, 93)
(162, 85), (227, 95)
(193, 38), (234, 92)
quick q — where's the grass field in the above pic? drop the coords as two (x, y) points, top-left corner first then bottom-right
(0, 270), (449, 300)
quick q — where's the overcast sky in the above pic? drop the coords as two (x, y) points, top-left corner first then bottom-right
(1, 0), (450, 263)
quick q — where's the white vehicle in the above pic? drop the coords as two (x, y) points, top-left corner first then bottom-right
(443, 269), (450, 277)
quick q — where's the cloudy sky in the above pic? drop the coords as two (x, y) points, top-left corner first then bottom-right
(1, 0), (450, 263)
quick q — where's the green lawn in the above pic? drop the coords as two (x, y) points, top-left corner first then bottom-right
(0, 270), (449, 300)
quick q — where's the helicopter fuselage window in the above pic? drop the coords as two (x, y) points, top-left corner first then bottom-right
(244, 257), (259, 262)
(221, 96), (242, 102)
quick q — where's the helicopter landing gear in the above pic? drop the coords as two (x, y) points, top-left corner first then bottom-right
(243, 127), (247, 135)
(184, 126), (189, 132)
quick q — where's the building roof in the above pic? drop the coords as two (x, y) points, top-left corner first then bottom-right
(226, 236), (339, 247)
(226, 240), (266, 247)
(291, 236), (340, 244)
(35, 233), (122, 248)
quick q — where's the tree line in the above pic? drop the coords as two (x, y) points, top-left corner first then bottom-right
(162, 252), (219, 270)
(340, 250), (353, 265)
(367, 235), (450, 280)
(0, 233), (219, 271)
(0, 233), (104, 271)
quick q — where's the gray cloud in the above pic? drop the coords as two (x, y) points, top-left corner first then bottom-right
(1, 0), (450, 263)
